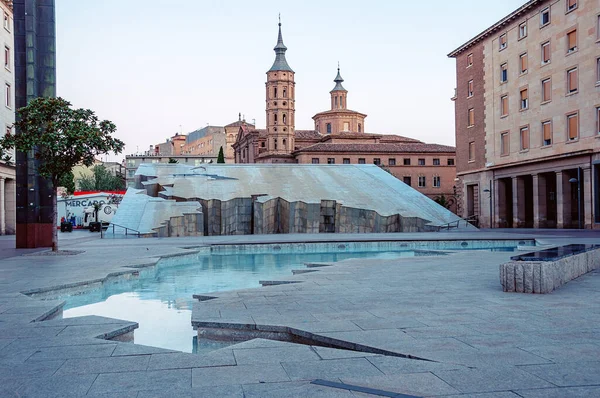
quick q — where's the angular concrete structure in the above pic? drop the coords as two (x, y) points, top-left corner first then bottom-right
(110, 164), (471, 237)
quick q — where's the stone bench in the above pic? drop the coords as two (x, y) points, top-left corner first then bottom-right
(500, 244), (600, 294)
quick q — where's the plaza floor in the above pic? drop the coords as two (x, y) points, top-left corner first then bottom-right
(0, 229), (599, 397)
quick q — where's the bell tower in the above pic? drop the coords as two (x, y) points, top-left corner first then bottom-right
(260, 17), (296, 163)
(330, 64), (348, 110)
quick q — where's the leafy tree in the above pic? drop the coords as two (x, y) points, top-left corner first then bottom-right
(0, 97), (124, 251)
(59, 172), (75, 195)
(168, 157), (178, 164)
(78, 164), (124, 191)
(434, 195), (451, 209)
(217, 146), (225, 163)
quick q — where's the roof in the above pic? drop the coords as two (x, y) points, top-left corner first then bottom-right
(331, 67), (347, 92)
(312, 109), (367, 118)
(378, 134), (423, 144)
(295, 130), (322, 140)
(447, 0), (544, 57)
(268, 23), (294, 72)
(293, 142), (456, 154)
(225, 120), (255, 128)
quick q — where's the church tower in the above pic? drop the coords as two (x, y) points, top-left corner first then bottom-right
(259, 18), (296, 163)
(330, 65), (348, 110)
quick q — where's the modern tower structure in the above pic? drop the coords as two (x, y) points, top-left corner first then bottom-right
(13, 0), (56, 247)
(257, 18), (296, 163)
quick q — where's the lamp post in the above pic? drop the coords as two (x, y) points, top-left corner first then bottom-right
(569, 170), (582, 229)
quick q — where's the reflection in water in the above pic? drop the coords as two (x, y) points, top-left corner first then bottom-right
(62, 250), (434, 353)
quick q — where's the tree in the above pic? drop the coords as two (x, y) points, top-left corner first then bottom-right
(78, 164), (125, 191)
(434, 195), (452, 209)
(0, 97), (124, 251)
(217, 146), (225, 163)
(59, 172), (75, 195)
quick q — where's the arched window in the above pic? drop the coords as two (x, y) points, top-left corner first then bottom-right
(282, 138), (286, 148)
(358, 123), (362, 133)
(326, 123), (332, 134)
(274, 87), (277, 98)
(283, 87), (287, 98)
(274, 138), (278, 150)
(340, 97), (344, 108)
(334, 96), (338, 107)
(274, 113), (278, 123)
(282, 114), (286, 124)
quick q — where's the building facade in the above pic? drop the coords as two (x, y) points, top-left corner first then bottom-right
(449, 0), (600, 229)
(0, 0), (14, 235)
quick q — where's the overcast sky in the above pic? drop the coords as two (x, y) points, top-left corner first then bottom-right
(55, 0), (526, 160)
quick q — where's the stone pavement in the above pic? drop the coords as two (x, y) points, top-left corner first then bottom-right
(0, 230), (599, 397)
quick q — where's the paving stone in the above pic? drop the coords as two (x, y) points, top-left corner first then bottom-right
(350, 318), (428, 330)
(89, 369), (192, 394)
(515, 386), (600, 398)
(281, 358), (384, 381)
(27, 343), (117, 361)
(519, 361), (600, 387)
(243, 380), (355, 397)
(147, 350), (236, 370)
(432, 393), (521, 398)
(433, 367), (554, 394)
(14, 373), (98, 398)
(55, 354), (151, 375)
(366, 355), (464, 374)
(134, 385), (245, 398)
(111, 343), (176, 357)
(519, 343), (600, 363)
(341, 372), (460, 396)
(313, 346), (378, 360)
(233, 345), (321, 364)
(192, 364), (290, 387)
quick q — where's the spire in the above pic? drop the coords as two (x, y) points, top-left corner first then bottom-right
(331, 63), (347, 92)
(268, 17), (294, 72)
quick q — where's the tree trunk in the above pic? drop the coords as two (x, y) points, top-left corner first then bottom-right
(52, 185), (58, 252)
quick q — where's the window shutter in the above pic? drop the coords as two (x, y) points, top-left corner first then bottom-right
(569, 69), (578, 91)
(521, 128), (529, 149)
(568, 0), (576, 8)
(568, 31), (577, 50)
(568, 115), (578, 139)
(543, 122), (551, 141)
(543, 80), (551, 101)
(520, 89), (527, 101)
(521, 54), (528, 72)
(543, 44), (550, 62)
(501, 96), (508, 115)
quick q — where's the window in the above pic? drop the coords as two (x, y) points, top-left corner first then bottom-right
(542, 120), (552, 146)
(541, 41), (550, 64)
(3, 12), (8, 31)
(403, 158), (411, 166)
(373, 158), (381, 165)
(519, 22), (527, 39)
(343, 122), (349, 131)
(520, 53), (528, 74)
(388, 158), (396, 166)
(358, 123), (362, 133)
(282, 113), (286, 124)
(542, 78), (552, 102)
(283, 87), (287, 98)
(403, 176), (412, 186)
(433, 158), (440, 166)
(5, 83), (10, 108)
(501, 95), (508, 117)
(567, 0), (577, 12)
(499, 33), (507, 50)
(520, 126), (529, 151)
(312, 158), (320, 164)
(596, 107), (600, 135)
(334, 96), (337, 107)
(274, 138), (278, 150)
(418, 158), (425, 166)
(567, 67), (578, 93)
(4, 46), (8, 70)
(541, 7), (550, 27)
(343, 158), (350, 164)
(358, 158), (366, 164)
(468, 108), (474, 127)
(500, 63), (508, 82)
(468, 142), (475, 161)
(326, 123), (331, 134)
(567, 30), (577, 53)
(467, 53), (473, 67)
(501, 132), (509, 156)
(598, 15), (600, 41)
(274, 87), (277, 98)
(447, 158), (455, 166)
(418, 176), (426, 187)
(597, 58), (600, 83)
(274, 113), (277, 123)
(433, 176), (441, 188)
(567, 112), (579, 141)
(327, 158), (335, 164)
(467, 80), (474, 97)
(520, 88), (528, 110)
(128, 170), (135, 178)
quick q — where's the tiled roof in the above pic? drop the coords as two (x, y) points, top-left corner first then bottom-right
(293, 142), (456, 154)
(225, 121), (255, 128)
(295, 130), (322, 140)
(378, 134), (423, 144)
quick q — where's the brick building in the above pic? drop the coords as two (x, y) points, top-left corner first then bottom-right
(234, 20), (458, 210)
(449, 0), (600, 229)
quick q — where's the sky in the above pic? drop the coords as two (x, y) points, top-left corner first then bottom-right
(55, 0), (528, 161)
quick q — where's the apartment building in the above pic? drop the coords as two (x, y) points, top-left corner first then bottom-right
(124, 154), (217, 188)
(0, 0), (14, 235)
(449, 0), (600, 229)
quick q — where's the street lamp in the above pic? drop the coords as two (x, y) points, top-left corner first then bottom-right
(569, 173), (582, 229)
